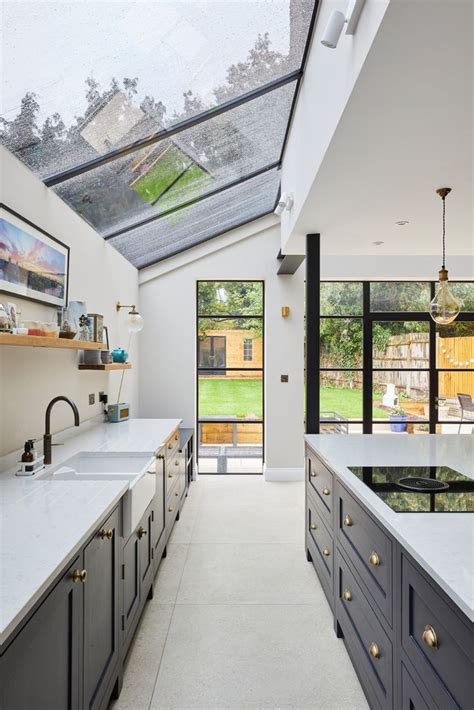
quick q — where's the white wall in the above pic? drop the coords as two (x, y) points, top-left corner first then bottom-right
(138, 217), (305, 479)
(0, 147), (139, 456)
(280, 0), (390, 252)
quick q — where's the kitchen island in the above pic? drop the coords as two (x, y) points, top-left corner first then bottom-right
(305, 434), (473, 710)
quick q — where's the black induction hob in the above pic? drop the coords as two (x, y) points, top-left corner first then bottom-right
(347, 466), (474, 513)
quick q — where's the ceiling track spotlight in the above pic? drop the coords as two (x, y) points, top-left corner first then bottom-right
(321, 0), (366, 49)
(274, 192), (294, 217)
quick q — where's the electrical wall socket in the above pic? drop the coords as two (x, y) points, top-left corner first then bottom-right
(99, 391), (107, 404)
(281, 374), (289, 383)
(89, 393), (96, 405)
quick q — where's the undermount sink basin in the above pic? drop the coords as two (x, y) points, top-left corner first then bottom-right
(39, 451), (156, 536)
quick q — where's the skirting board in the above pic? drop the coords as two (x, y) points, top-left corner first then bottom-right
(264, 466), (304, 482)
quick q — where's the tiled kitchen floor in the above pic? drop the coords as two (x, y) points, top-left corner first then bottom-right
(110, 475), (368, 710)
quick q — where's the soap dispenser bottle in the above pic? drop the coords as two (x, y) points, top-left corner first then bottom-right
(21, 441), (33, 463)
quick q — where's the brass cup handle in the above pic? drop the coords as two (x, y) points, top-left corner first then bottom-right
(71, 569), (87, 583)
(99, 528), (113, 540)
(168, 473), (173, 478)
(369, 642), (380, 659)
(343, 514), (353, 527)
(157, 454), (164, 460)
(322, 547), (330, 557)
(422, 624), (439, 650)
(369, 551), (381, 567)
(310, 522), (317, 530)
(343, 589), (352, 602)
(137, 527), (147, 539)
(322, 487), (330, 496)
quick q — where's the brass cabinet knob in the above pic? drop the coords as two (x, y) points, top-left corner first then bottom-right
(322, 547), (330, 557)
(168, 506), (173, 513)
(343, 514), (353, 527)
(137, 527), (147, 539)
(343, 589), (352, 602)
(175, 490), (179, 497)
(168, 443), (173, 450)
(322, 487), (330, 496)
(175, 435), (179, 442)
(99, 529), (113, 540)
(175, 460), (179, 466)
(310, 471), (317, 478)
(422, 624), (439, 650)
(369, 642), (380, 659)
(310, 522), (317, 530)
(168, 473), (173, 478)
(157, 454), (164, 460)
(71, 569), (87, 583)
(369, 551), (381, 567)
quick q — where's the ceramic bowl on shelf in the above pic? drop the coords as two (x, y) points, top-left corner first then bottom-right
(111, 348), (128, 363)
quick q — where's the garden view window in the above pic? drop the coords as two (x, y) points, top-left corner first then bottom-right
(319, 281), (474, 434)
(197, 281), (264, 474)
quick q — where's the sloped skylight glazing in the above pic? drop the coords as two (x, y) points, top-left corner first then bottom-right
(107, 168), (281, 269)
(52, 82), (296, 236)
(0, 0), (317, 267)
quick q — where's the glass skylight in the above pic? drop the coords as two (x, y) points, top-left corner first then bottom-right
(108, 168), (280, 268)
(52, 82), (296, 236)
(0, 1), (317, 266)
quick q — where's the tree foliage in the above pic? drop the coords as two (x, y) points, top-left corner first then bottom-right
(197, 282), (263, 338)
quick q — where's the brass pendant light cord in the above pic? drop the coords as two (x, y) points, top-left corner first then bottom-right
(436, 187), (451, 273)
(442, 194), (446, 269)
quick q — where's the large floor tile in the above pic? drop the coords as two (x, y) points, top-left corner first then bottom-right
(150, 604), (368, 710)
(191, 506), (305, 544)
(110, 604), (173, 710)
(153, 544), (189, 604)
(196, 476), (304, 511)
(168, 503), (199, 544)
(176, 543), (324, 605)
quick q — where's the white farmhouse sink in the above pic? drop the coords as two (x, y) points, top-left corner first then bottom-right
(39, 451), (156, 536)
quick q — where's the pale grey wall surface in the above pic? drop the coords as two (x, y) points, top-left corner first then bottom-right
(138, 224), (305, 472)
(0, 147), (139, 456)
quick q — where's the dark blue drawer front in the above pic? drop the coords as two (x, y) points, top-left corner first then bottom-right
(401, 555), (473, 709)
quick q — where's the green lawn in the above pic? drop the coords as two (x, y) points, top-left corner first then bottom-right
(199, 378), (262, 419)
(199, 378), (387, 421)
(132, 146), (210, 206)
(321, 386), (388, 420)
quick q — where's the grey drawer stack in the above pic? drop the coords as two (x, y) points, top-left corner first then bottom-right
(304, 442), (474, 710)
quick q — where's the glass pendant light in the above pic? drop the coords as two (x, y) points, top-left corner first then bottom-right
(429, 187), (460, 325)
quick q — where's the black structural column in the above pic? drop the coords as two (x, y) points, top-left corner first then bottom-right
(306, 234), (320, 433)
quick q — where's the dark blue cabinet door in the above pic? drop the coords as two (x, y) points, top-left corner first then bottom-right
(83, 506), (120, 710)
(0, 555), (83, 710)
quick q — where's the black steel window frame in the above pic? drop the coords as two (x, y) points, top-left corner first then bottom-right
(196, 280), (265, 474)
(318, 280), (474, 434)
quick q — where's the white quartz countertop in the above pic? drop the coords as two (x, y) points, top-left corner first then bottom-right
(304, 434), (474, 621)
(0, 418), (181, 647)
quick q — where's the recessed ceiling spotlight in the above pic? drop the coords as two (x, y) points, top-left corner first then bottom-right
(395, 220), (409, 226)
(373, 241), (384, 246)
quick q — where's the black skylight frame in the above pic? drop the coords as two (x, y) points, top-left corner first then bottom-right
(4, 2), (319, 267)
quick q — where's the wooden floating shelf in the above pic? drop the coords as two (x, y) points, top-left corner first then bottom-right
(78, 363), (132, 371)
(0, 333), (103, 350)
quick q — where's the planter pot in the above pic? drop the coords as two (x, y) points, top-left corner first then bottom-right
(389, 414), (407, 433)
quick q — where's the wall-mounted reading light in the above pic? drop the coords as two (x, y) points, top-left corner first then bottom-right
(281, 306), (290, 318)
(321, 0), (366, 49)
(274, 192), (294, 217)
(116, 302), (144, 333)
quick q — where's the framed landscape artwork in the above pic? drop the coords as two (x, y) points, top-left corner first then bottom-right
(0, 204), (69, 307)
